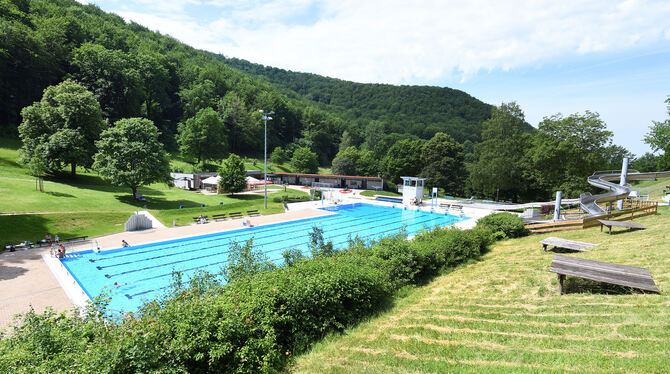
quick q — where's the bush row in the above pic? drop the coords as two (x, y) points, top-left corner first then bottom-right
(0, 227), (493, 373)
(474, 212), (529, 239)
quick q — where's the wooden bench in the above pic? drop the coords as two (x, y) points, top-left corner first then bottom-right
(63, 236), (89, 243)
(229, 212), (243, 219)
(246, 210), (260, 216)
(597, 219), (646, 234)
(540, 237), (598, 252)
(549, 254), (659, 294)
(212, 214), (227, 221)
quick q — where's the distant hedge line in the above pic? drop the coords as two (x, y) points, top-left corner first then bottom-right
(0, 226), (494, 373)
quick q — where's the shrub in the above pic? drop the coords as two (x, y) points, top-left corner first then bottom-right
(412, 227), (490, 275)
(475, 212), (529, 239)
(362, 234), (425, 289)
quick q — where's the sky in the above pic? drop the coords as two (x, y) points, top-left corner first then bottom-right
(79, 0), (670, 156)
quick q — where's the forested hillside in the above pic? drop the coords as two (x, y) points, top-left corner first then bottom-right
(0, 0), (499, 167)
(222, 57), (506, 144)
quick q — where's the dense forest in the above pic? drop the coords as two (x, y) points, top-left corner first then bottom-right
(221, 57), (513, 144)
(2, 0), (666, 202)
(0, 0), (497, 167)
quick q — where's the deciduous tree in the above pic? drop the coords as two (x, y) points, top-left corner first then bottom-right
(218, 153), (247, 195)
(420, 132), (466, 196)
(93, 117), (171, 198)
(177, 107), (227, 164)
(469, 102), (531, 201)
(18, 79), (106, 176)
(291, 147), (319, 174)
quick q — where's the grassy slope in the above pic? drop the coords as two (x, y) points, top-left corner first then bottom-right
(0, 139), (308, 246)
(293, 208), (670, 373)
(359, 190), (401, 197)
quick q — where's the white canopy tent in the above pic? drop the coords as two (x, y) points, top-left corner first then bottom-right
(201, 176), (221, 186)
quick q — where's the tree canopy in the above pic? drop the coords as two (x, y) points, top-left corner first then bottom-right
(93, 117), (170, 197)
(177, 107), (227, 164)
(218, 153), (247, 195)
(469, 102), (531, 201)
(291, 147), (319, 174)
(420, 132), (466, 195)
(18, 79), (106, 176)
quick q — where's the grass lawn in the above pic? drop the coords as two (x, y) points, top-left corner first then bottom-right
(293, 207), (670, 373)
(359, 190), (400, 197)
(0, 138), (308, 247)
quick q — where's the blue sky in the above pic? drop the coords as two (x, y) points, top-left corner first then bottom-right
(80, 0), (670, 156)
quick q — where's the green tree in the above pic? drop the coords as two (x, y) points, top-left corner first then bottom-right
(177, 107), (227, 164)
(93, 117), (171, 198)
(420, 132), (466, 196)
(217, 92), (257, 155)
(218, 153), (247, 195)
(331, 146), (360, 175)
(291, 147), (319, 173)
(18, 79), (106, 176)
(71, 43), (142, 122)
(525, 111), (617, 198)
(357, 149), (380, 176)
(632, 152), (660, 172)
(179, 79), (217, 119)
(469, 102), (531, 201)
(382, 139), (425, 184)
(270, 146), (288, 164)
(644, 97), (670, 155)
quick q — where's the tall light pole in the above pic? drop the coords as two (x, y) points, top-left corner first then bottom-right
(259, 109), (274, 209)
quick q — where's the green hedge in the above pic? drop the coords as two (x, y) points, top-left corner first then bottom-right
(475, 212), (529, 239)
(0, 226), (492, 373)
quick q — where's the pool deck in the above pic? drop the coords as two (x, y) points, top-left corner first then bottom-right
(0, 208), (333, 330)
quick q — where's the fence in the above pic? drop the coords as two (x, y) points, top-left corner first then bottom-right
(525, 200), (658, 233)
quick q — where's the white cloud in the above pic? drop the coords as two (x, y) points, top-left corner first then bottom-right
(107, 0), (670, 84)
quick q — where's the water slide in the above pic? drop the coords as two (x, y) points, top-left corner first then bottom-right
(580, 170), (670, 216)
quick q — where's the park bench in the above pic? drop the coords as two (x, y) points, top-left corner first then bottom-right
(540, 237), (598, 252)
(246, 210), (260, 216)
(549, 254), (659, 294)
(192, 216), (209, 224)
(229, 212), (243, 219)
(597, 219), (646, 234)
(62, 236), (89, 243)
(212, 214), (227, 221)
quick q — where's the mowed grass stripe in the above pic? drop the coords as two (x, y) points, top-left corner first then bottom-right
(399, 323), (666, 342)
(388, 333), (653, 358)
(387, 325), (670, 356)
(334, 348), (610, 373)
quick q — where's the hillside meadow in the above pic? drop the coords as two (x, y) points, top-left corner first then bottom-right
(293, 207), (670, 373)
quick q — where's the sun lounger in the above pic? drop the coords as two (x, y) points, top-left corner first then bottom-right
(540, 237), (598, 252)
(549, 254), (659, 294)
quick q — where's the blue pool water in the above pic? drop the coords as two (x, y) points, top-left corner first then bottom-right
(61, 203), (467, 313)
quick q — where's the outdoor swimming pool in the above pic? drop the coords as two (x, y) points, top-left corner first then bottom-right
(61, 203), (468, 313)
